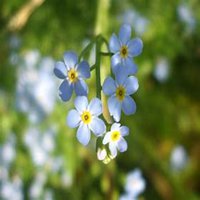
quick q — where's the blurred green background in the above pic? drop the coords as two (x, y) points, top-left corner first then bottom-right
(0, 0), (200, 199)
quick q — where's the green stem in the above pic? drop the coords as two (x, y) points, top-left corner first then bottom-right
(78, 36), (97, 62)
(101, 36), (109, 50)
(100, 52), (112, 56)
(95, 37), (102, 99)
(90, 64), (96, 71)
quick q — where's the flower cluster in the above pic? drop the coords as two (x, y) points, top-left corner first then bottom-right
(54, 24), (143, 163)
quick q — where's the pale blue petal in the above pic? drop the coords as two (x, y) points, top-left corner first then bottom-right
(76, 123), (91, 146)
(89, 117), (106, 136)
(128, 38), (143, 57)
(102, 132), (111, 145)
(111, 123), (121, 131)
(119, 24), (131, 44)
(102, 77), (116, 96)
(74, 96), (88, 113)
(108, 96), (122, 122)
(67, 109), (81, 128)
(63, 51), (78, 69)
(109, 143), (117, 158)
(120, 194), (136, 200)
(111, 53), (121, 73)
(88, 98), (102, 116)
(124, 76), (139, 95)
(109, 33), (121, 53)
(117, 138), (127, 152)
(122, 96), (136, 115)
(77, 61), (90, 79)
(124, 57), (138, 74)
(74, 79), (88, 96)
(54, 61), (67, 79)
(127, 169), (142, 180)
(120, 126), (129, 136)
(115, 66), (128, 85)
(59, 80), (73, 101)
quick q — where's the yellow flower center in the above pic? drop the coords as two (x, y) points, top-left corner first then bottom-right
(68, 68), (78, 83)
(111, 131), (121, 142)
(81, 111), (92, 124)
(116, 86), (126, 101)
(120, 45), (128, 58)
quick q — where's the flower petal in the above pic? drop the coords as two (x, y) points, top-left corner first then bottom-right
(54, 61), (67, 79)
(119, 24), (131, 44)
(74, 79), (88, 96)
(124, 76), (139, 95)
(120, 126), (129, 136)
(109, 33), (121, 53)
(111, 53), (121, 73)
(115, 66), (128, 85)
(117, 138), (127, 152)
(109, 143), (117, 158)
(76, 123), (91, 146)
(67, 109), (81, 128)
(102, 77), (116, 96)
(124, 57), (138, 74)
(111, 123), (121, 131)
(74, 96), (88, 113)
(89, 117), (106, 136)
(88, 98), (102, 116)
(128, 38), (143, 57)
(59, 80), (73, 101)
(63, 51), (78, 69)
(119, 194), (135, 200)
(108, 96), (122, 122)
(103, 132), (111, 145)
(122, 96), (136, 115)
(77, 61), (90, 79)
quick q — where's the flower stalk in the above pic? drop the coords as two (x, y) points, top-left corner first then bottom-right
(95, 36), (102, 99)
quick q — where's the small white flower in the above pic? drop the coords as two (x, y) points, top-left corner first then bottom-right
(170, 145), (188, 170)
(97, 148), (107, 161)
(1, 176), (23, 200)
(29, 171), (47, 199)
(120, 9), (149, 36)
(125, 169), (146, 197)
(177, 4), (195, 31)
(103, 123), (129, 158)
(154, 58), (170, 83)
(1, 133), (16, 167)
(16, 52), (57, 124)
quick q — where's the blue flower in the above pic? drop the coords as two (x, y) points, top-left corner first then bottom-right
(109, 24), (143, 74)
(102, 67), (139, 122)
(124, 169), (146, 198)
(102, 123), (129, 158)
(54, 51), (91, 101)
(67, 96), (106, 146)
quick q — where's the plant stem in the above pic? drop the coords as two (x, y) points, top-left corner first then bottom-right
(78, 37), (97, 62)
(90, 64), (96, 71)
(95, 37), (102, 99)
(100, 52), (112, 56)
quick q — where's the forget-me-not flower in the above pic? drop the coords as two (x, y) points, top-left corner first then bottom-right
(102, 123), (129, 158)
(16, 54), (57, 123)
(102, 67), (139, 122)
(54, 51), (91, 101)
(124, 169), (146, 198)
(170, 145), (188, 171)
(154, 58), (170, 83)
(67, 96), (106, 146)
(109, 24), (143, 74)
